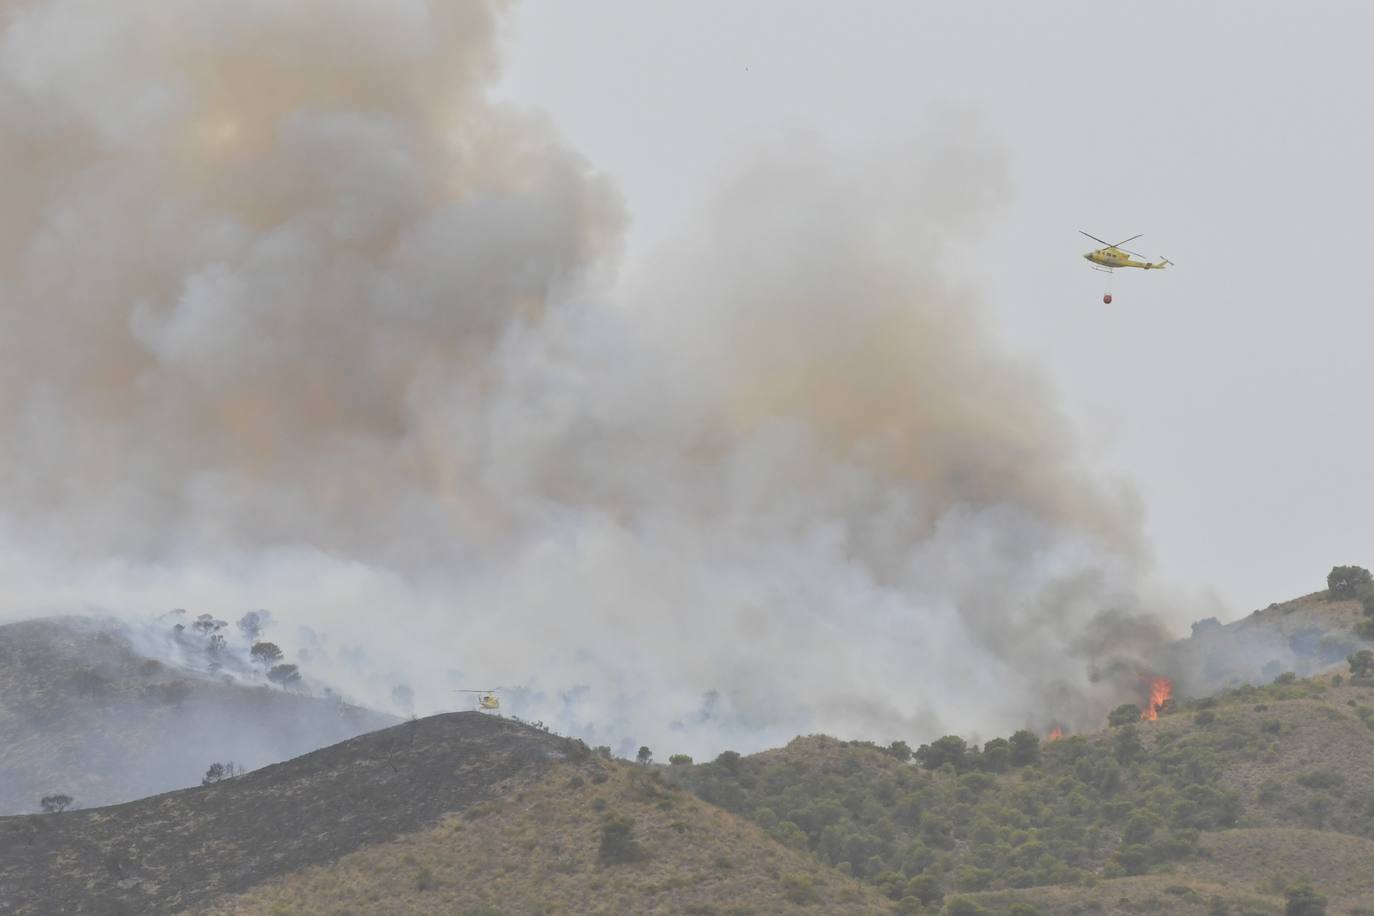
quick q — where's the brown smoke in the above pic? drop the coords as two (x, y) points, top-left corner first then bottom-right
(0, 0), (1170, 755)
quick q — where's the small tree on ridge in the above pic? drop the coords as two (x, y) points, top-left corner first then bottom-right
(1328, 565), (1372, 600)
(40, 794), (72, 814)
(268, 663), (301, 689)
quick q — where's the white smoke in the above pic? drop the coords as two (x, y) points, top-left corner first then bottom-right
(0, 0), (1174, 759)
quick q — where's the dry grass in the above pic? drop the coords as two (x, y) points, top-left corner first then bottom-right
(962, 830), (1374, 916)
(1137, 674), (1374, 835)
(194, 759), (894, 915)
(964, 874), (1284, 915)
(1184, 828), (1374, 910)
(1257, 592), (1368, 635)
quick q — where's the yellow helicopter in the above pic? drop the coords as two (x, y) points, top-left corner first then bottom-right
(455, 688), (501, 711)
(1080, 231), (1172, 303)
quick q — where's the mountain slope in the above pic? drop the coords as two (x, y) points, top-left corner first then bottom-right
(1161, 590), (1370, 695)
(0, 616), (396, 814)
(666, 668), (1374, 913)
(0, 712), (572, 915)
(194, 755), (893, 916)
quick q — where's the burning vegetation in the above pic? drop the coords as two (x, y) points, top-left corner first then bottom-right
(1050, 676), (1176, 740)
(1140, 676), (1175, 722)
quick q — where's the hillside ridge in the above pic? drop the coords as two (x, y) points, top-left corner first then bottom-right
(0, 712), (578, 915)
(0, 615), (398, 814)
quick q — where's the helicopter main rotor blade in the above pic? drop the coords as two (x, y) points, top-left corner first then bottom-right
(1109, 233), (1143, 249)
(1079, 230), (1114, 248)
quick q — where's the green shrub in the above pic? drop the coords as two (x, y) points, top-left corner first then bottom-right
(780, 873), (819, 904)
(887, 740), (914, 762)
(1008, 729), (1041, 766)
(915, 735), (969, 772)
(669, 754), (693, 766)
(1114, 725), (1144, 764)
(1292, 794), (1335, 828)
(1296, 771), (1344, 791)
(1114, 843), (1152, 875)
(414, 866), (437, 891)
(951, 865), (995, 891)
(1123, 811), (1163, 845)
(1108, 704), (1142, 727)
(1349, 650), (1374, 677)
(905, 874), (942, 907)
(1285, 881), (1328, 915)
(598, 816), (646, 864)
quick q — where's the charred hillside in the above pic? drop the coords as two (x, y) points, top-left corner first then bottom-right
(0, 712), (582, 915)
(0, 616), (397, 815)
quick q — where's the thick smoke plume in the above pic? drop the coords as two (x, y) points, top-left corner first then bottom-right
(0, 0), (1171, 758)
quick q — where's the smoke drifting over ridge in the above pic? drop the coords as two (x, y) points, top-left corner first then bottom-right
(0, 0), (1170, 756)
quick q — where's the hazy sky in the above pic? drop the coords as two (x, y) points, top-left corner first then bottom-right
(494, 0), (1374, 617)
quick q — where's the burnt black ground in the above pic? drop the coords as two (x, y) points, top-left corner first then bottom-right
(0, 712), (585, 915)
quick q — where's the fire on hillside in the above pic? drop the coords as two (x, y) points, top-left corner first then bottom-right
(1140, 676), (1174, 721)
(1043, 675), (1175, 741)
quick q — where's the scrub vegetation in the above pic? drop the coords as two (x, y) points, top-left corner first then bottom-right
(667, 671), (1374, 913)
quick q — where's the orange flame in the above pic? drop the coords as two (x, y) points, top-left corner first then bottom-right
(1047, 727), (1064, 741)
(1140, 677), (1173, 721)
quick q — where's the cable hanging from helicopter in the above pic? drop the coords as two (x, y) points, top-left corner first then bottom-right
(1079, 230), (1172, 304)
